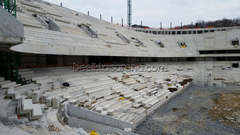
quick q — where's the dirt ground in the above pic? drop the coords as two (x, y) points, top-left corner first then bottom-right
(136, 85), (240, 135)
(209, 93), (240, 129)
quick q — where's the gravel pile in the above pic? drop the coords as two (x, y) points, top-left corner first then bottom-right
(136, 85), (240, 135)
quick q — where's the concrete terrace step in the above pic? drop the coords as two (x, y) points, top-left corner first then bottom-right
(0, 80), (11, 86)
(18, 98), (33, 116)
(1, 82), (21, 89)
(28, 104), (43, 120)
(6, 84), (39, 101)
(0, 77), (5, 82)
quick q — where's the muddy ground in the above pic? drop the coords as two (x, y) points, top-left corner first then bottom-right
(136, 85), (240, 135)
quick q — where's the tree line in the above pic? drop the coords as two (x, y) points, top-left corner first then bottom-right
(178, 17), (240, 28)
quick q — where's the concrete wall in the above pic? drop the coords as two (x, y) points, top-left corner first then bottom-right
(67, 104), (134, 130)
(0, 7), (23, 45)
(68, 117), (138, 135)
(59, 106), (138, 135)
(133, 113), (146, 127)
(49, 18), (61, 31)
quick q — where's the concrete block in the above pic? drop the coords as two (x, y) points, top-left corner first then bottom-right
(52, 97), (59, 109)
(32, 91), (40, 103)
(46, 97), (52, 107)
(0, 77), (5, 82)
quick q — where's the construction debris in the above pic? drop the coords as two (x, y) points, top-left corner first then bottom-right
(48, 125), (62, 132)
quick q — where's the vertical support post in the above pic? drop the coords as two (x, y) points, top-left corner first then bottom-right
(0, 51), (2, 77)
(18, 53), (21, 67)
(191, 22), (193, 28)
(0, 51), (19, 83)
(60, 3), (62, 7)
(100, 14), (102, 20)
(122, 18), (123, 26)
(170, 22), (172, 29)
(160, 22), (162, 29)
(181, 22), (182, 29)
(14, 0), (16, 18)
(127, 0), (132, 27)
(88, 11), (89, 16)
(7, 52), (10, 80)
(111, 16), (113, 23)
(141, 21), (142, 28)
(15, 52), (19, 84)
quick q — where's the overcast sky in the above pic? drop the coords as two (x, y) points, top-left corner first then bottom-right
(44, 0), (240, 28)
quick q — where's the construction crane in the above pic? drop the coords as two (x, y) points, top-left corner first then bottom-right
(127, 0), (132, 27)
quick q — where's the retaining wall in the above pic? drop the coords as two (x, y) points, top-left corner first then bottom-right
(67, 104), (134, 130)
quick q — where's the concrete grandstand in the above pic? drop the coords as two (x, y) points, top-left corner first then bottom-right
(0, 0), (240, 134)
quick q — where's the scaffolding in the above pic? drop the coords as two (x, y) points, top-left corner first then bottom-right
(0, 0), (19, 82)
(0, 51), (19, 83)
(1, 0), (17, 18)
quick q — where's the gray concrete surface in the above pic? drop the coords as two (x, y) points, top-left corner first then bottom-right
(67, 104), (134, 130)
(68, 117), (138, 135)
(0, 7), (24, 46)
